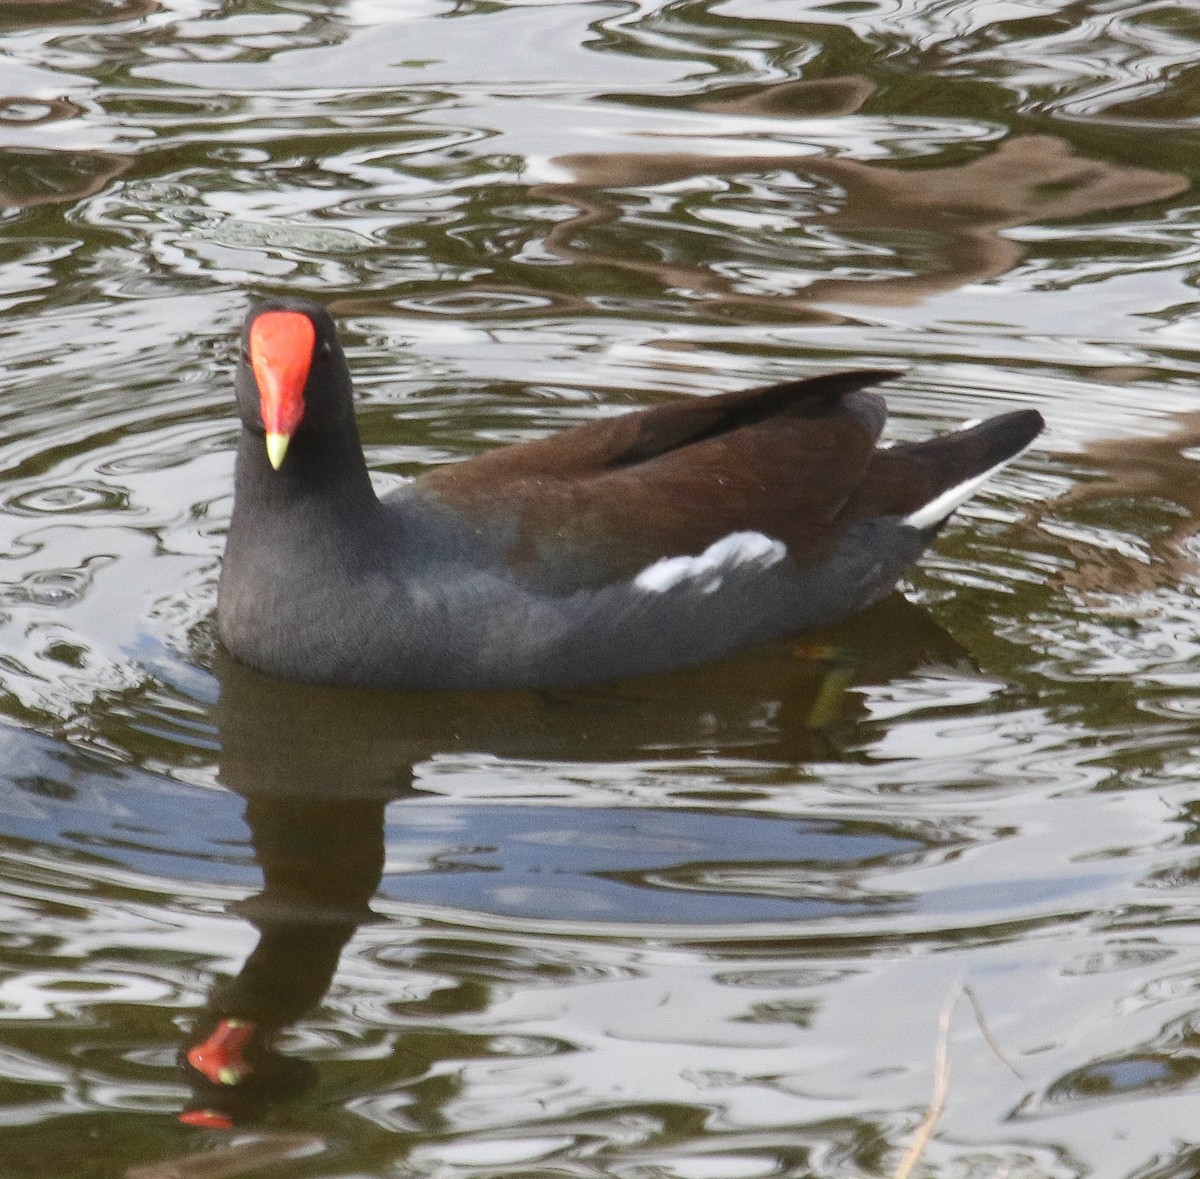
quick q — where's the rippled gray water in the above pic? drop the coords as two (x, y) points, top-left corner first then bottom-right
(2, 2), (1200, 1177)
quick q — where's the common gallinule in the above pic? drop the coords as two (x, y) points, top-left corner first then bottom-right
(218, 298), (1043, 689)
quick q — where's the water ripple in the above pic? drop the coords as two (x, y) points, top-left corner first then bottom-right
(0, 1), (1197, 1175)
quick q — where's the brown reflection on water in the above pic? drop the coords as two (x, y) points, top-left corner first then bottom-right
(0, 146), (131, 209)
(536, 75), (1184, 312)
(0, 1), (159, 31)
(1038, 392), (1200, 596)
(339, 84), (1186, 324)
(0, 97), (85, 127)
(692, 76), (878, 119)
(543, 133), (1184, 310)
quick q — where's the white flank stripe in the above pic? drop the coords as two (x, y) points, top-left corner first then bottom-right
(903, 453), (1020, 530)
(635, 531), (787, 594)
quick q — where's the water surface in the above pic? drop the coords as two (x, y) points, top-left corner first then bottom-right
(1, 2), (1200, 1176)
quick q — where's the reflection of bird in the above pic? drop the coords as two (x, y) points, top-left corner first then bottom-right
(218, 298), (1042, 689)
(178, 796), (385, 1128)
(180, 1014), (318, 1129)
(177, 591), (977, 1127)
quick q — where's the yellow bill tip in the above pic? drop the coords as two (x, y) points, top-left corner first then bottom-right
(265, 432), (290, 470)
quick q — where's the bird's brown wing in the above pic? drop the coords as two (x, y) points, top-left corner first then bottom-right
(414, 370), (900, 588)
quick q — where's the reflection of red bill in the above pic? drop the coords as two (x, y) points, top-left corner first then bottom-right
(179, 1106), (235, 1129)
(186, 1017), (257, 1085)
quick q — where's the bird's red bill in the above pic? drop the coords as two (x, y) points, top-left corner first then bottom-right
(249, 311), (315, 462)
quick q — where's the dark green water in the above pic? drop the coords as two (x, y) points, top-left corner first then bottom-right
(1, 2), (1200, 1176)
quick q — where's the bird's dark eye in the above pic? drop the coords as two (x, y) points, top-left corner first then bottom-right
(318, 339), (332, 359)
